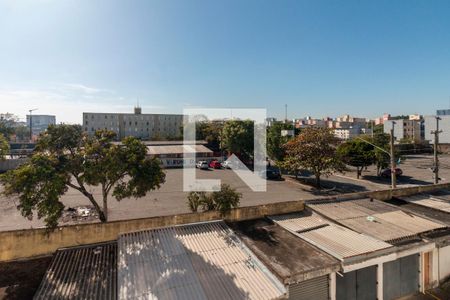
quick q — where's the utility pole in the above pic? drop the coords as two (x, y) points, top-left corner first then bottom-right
(390, 121), (397, 189)
(432, 116), (442, 184)
(284, 104), (288, 123)
(28, 108), (38, 142)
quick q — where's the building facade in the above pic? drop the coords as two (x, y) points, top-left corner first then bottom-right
(26, 114), (56, 135)
(83, 107), (184, 140)
(384, 119), (423, 142)
(425, 115), (450, 144)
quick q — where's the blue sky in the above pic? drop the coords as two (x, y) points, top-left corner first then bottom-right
(1, 0), (450, 123)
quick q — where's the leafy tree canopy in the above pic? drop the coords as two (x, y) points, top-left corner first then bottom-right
(267, 122), (293, 162)
(187, 184), (241, 215)
(0, 133), (10, 160)
(0, 124), (165, 228)
(282, 127), (344, 188)
(220, 120), (254, 161)
(337, 139), (375, 178)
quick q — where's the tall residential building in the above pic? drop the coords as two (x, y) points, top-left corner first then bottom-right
(26, 114), (56, 135)
(384, 119), (423, 142)
(425, 111), (450, 144)
(83, 107), (184, 140)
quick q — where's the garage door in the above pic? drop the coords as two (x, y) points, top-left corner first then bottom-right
(336, 265), (377, 300)
(288, 276), (329, 300)
(383, 254), (420, 300)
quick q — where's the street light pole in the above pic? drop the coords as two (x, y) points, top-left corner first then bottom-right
(432, 116), (442, 184)
(390, 121), (397, 189)
(29, 108), (38, 142)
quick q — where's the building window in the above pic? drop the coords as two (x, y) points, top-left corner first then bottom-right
(85, 121), (88, 125)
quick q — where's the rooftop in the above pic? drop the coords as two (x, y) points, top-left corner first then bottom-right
(307, 198), (447, 244)
(117, 221), (286, 300)
(228, 218), (340, 284)
(34, 242), (117, 300)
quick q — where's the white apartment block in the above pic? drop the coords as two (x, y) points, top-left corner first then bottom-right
(83, 107), (184, 140)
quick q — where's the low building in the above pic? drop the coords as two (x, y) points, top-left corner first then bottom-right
(145, 140), (219, 168)
(117, 221), (287, 300)
(26, 114), (56, 136)
(229, 218), (340, 300)
(83, 106), (184, 140)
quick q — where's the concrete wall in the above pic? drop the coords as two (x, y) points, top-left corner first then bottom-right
(1, 183), (450, 262)
(439, 245), (450, 282)
(0, 158), (27, 172)
(0, 200), (304, 262)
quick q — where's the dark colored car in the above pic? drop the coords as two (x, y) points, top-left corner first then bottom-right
(260, 167), (282, 180)
(209, 160), (222, 169)
(380, 168), (403, 178)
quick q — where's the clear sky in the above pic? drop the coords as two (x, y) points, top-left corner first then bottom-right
(1, 0), (450, 123)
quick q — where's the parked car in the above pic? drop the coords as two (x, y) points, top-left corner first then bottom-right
(222, 160), (232, 169)
(380, 168), (403, 178)
(260, 167), (282, 180)
(209, 160), (222, 169)
(196, 161), (209, 170)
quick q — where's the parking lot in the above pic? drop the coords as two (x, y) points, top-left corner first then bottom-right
(0, 167), (315, 231)
(1, 154), (449, 231)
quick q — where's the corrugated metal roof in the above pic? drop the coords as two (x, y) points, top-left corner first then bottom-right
(401, 194), (450, 213)
(298, 224), (392, 260)
(308, 198), (446, 243)
(269, 211), (330, 233)
(147, 144), (212, 155)
(307, 198), (396, 220)
(373, 211), (446, 233)
(271, 213), (392, 260)
(118, 221), (286, 300)
(340, 216), (418, 243)
(34, 242), (117, 300)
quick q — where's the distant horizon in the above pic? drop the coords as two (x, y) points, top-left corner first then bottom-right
(1, 1), (450, 123)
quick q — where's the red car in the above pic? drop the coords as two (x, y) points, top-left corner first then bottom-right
(209, 160), (222, 169)
(380, 168), (403, 178)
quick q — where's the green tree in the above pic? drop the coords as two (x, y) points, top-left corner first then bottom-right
(187, 184), (241, 215)
(0, 113), (19, 140)
(0, 124), (165, 228)
(267, 122), (293, 162)
(220, 120), (254, 160)
(362, 133), (391, 175)
(0, 133), (9, 159)
(337, 139), (375, 179)
(282, 127), (344, 188)
(196, 121), (224, 149)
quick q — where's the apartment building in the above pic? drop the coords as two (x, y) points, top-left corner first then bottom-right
(26, 114), (56, 135)
(83, 107), (184, 140)
(425, 111), (450, 144)
(384, 119), (423, 142)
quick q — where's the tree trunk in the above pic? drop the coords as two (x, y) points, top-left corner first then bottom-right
(102, 195), (108, 222)
(315, 173), (321, 189)
(357, 167), (361, 179)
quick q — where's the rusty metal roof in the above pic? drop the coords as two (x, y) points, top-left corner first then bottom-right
(118, 221), (286, 300)
(269, 210), (330, 233)
(34, 242), (117, 300)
